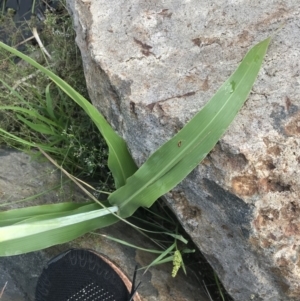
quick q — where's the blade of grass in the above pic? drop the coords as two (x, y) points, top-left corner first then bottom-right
(16, 114), (57, 135)
(95, 233), (163, 254)
(141, 255), (175, 269)
(0, 128), (61, 153)
(45, 83), (56, 120)
(143, 242), (176, 274)
(0, 105), (62, 128)
(214, 272), (226, 301)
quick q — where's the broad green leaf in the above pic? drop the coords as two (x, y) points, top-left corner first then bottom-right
(0, 203), (119, 256)
(0, 215), (118, 256)
(109, 38), (271, 217)
(0, 42), (137, 188)
(0, 202), (94, 226)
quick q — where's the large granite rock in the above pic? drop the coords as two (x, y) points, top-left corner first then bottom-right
(66, 1), (300, 300)
(0, 147), (208, 301)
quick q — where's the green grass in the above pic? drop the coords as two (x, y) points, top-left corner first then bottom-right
(0, 3), (114, 190)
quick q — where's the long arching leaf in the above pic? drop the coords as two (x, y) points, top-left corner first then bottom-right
(109, 38), (271, 217)
(0, 202), (119, 256)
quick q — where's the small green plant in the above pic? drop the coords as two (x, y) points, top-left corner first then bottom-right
(0, 37), (270, 259)
(0, 4), (250, 300)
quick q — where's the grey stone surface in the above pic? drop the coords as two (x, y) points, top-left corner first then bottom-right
(0, 147), (87, 210)
(66, 1), (300, 300)
(0, 148), (208, 301)
(0, 270), (24, 301)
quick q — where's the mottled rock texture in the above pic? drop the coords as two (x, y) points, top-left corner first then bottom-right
(0, 148), (207, 301)
(66, 1), (300, 300)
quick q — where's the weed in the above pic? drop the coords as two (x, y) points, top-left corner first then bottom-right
(0, 2), (269, 301)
